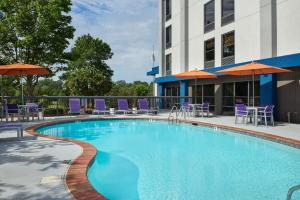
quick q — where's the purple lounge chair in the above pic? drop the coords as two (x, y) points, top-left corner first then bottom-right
(68, 98), (81, 115)
(138, 99), (157, 114)
(92, 99), (110, 115)
(4, 104), (20, 122)
(196, 103), (210, 117)
(0, 123), (23, 138)
(258, 105), (275, 126)
(235, 104), (251, 124)
(117, 99), (131, 115)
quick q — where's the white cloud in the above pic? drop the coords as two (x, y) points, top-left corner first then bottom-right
(70, 0), (159, 82)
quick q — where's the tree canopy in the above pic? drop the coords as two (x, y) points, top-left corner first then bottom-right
(63, 34), (114, 96)
(0, 0), (75, 95)
(108, 81), (152, 96)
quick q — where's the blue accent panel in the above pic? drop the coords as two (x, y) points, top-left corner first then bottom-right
(180, 81), (189, 104)
(155, 75), (191, 83)
(155, 53), (300, 83)
(260, 74), (278, 118)
(147, 66), (159, 76)
(204, 53), (300, 74)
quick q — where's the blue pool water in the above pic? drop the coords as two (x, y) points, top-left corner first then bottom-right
(37, 120), (300, 200)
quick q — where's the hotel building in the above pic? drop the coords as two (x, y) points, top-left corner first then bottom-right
(147, 0), (300, 123)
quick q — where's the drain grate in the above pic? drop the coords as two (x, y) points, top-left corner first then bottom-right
(62, 159), (72, 164)
(40, 175), (64, 184)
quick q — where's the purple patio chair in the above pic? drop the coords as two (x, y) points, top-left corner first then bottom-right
(117, 99), (131, 115)
(138, 99), (158, 114)
(92, 99), (110, 116)
(26, 103), (39, 120)
(196, 103), (210, 117)
(68, 98), (81, 115)
(4, 104), (20, 122)
(181, 102), (191, 117)
(0, 123), (23, 138)
(235, 104), (251, 124)
(258, 105), (275, 126)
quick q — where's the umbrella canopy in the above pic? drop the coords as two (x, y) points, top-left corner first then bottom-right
(216, 62), (291, 75)
(217, 62), (291, 107)
(175, 70), (217, 103)
(0, 63), (50, 104)
(176, 69), (217, 79)
(0, 63), (50, 75)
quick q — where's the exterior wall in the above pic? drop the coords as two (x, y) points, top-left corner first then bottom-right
(276, 0), (300, 56)
(277, 68), (300, 123)
(157, 0), (300, 122)
(159, 0), (300, 74)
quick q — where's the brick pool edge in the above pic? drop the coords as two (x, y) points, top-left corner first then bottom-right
(26, 117), (300, 200)
(26, 119), (108, 200)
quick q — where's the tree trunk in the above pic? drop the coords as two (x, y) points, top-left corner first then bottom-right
(26, 75), (34, 97)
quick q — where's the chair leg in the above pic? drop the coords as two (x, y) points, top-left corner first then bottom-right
(272, 115), (275, 126)
(265, 115), (268, 127)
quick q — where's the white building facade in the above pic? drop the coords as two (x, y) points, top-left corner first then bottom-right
(146, 0), (300, 123)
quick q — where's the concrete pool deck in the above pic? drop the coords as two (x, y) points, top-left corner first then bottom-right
(1, 114), (300, 200)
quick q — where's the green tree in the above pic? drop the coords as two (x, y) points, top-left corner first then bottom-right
(0, 0), (75, 95)
(64, 34), (114, 96)
(33, 78), (64, 96)
(108, 80), (152, 96)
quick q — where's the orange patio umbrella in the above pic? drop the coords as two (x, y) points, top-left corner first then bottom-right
(176, 69), (217, 103)
(217, 62), (291, 106)
(0, 63), (50, 104)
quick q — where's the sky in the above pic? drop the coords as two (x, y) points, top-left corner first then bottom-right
(71, 0), (159, 83)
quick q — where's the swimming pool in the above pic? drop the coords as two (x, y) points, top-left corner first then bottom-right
(37, 120), (300, 200)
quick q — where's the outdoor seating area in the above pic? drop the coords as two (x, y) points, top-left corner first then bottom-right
(1, 102), (44, 122)
(235, 104), (275, 127)
(66, 98), (159, 117)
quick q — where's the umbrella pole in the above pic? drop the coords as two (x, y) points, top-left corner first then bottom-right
(252, 71), (255, 107)
(202, 84), (204, 104)
(195, 79), (197, 103)
(21, 75), (24, 105)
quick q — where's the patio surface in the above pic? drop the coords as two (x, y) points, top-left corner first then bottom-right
(0, 114), (300, 200)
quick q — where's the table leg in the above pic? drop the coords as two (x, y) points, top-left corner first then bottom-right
(255, 109), (258, 126)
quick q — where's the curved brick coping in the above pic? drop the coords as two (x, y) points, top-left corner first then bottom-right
(26, 119), (108, 200)
(183, 119), (300, 149)
(26, 117), (300, 200)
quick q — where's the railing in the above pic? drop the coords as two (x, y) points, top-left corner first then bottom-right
(1, 96), (195, 116)
(286, 184), (300, 200)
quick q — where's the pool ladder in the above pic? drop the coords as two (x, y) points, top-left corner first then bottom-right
(286, 184), (300, 200)
(168, 106), (180, 124)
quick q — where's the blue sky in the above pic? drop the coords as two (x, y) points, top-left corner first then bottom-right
(71, 0), (159, 82)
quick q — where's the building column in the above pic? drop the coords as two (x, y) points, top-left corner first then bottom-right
(260, 74), (278, 118)
(180, 80), (188, 104)
(214, 84), (223, 115)
(158, 83), (165, 109)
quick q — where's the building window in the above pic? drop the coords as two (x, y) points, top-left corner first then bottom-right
(165, 0), (172, 21)
(222, 0), (234, 26)
(204, 38), (215, 68)
(204, 0), (215, 33)
(166, 25), (172, 49)
(166, 54), (172, 75)
(222, 31), (235, 65)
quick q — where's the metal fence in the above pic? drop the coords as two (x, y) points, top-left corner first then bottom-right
(2, 96), (198, 116)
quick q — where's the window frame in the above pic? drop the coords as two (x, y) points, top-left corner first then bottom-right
(165, 25), (172, 49)
(204, 0), (215, 33)
(222, 31), (235, 58)
(165, 0), (172, 21)
(221, 0), (235, 26)
(165, 53), (172, 75)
